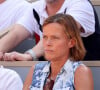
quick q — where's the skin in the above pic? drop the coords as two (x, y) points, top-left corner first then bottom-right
(0, 24), (30, 60)
(74, 65), (94, 90)
(0, 0), (5, 3)
(23, 23), (93, 90)
(23, 65), (34, 90)
(3, 39), (44, 61)
(46, 0), (65, 16)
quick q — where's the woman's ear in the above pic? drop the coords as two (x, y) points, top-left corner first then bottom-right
(68, 38), (76, 48)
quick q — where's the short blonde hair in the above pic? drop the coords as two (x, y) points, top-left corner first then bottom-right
(43, 14), (86, 61)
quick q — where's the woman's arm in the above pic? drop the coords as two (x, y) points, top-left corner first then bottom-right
(74, 65), (94, 90)
(23, 65), (35, 90)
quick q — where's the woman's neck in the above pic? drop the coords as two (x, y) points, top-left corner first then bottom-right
(50, 57), (68, 80)
(46, 0), (65, 16)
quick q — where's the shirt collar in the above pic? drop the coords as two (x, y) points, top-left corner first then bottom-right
(63, 59), (73, 72)
(42, 61), (50, 73)
(42, 58), (72, 74)
(40, 0), (68, 18)
(39, 0), (48, 18)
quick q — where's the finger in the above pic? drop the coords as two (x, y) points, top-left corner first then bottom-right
(12, 53), (28, 61)
(3, 53), (15, 61)
(10, 54), (18, 61)
(3, 51), (17, 61)
(3, 53), (10, 61)
(7, 52), (22, 61)
(12, 53), (24, 61)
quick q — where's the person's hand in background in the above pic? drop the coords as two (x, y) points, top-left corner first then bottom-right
(3, 51), (32, 61)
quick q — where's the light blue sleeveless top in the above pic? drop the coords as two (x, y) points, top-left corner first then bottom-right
(30, 59), (83, 90)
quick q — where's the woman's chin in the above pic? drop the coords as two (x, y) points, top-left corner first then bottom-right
(44, 55), (54, 61)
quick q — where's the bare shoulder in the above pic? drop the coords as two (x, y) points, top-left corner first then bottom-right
(74, 65), (94, 90)
(23, 65), (35, 90)
(75, 65), (92, 76)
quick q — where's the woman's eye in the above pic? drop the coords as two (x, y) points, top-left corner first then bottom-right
(43, 36), (47, 39)
(52, 36), (59, 40)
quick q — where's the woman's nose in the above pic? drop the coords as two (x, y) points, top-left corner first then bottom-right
(46, 39), (52, 46)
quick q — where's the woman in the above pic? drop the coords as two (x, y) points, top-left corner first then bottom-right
(23, 14), (93, 90)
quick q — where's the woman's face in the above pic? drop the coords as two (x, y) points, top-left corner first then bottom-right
(43, 23), (73, 61)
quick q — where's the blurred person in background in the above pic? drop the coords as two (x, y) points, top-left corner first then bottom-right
(0, 0), (30, 33)
(0, 66), (23, 90)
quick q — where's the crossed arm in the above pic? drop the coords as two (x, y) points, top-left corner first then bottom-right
(0, 24), (31, 60)
(2, 39), (44, 61)
(0, 25), (44, 61)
